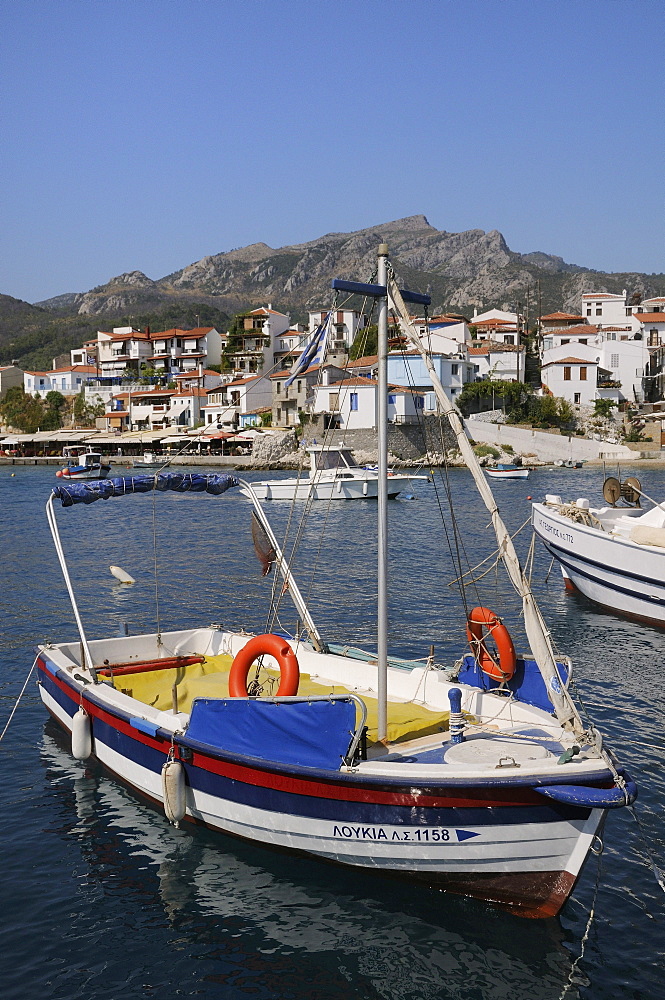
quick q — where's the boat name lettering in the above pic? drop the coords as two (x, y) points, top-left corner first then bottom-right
(539, 520), (574, 544)
(332, 825), (451, 842)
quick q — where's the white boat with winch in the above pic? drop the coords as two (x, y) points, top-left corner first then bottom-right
(241, 445), (426, 501)
(36, 246), (636, 919)
(532, 475), (665, 627)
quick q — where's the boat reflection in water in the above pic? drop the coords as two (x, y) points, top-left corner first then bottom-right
(41, 723), (574, 1000)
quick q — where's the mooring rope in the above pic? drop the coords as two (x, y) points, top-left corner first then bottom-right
(0, 656), (38, 742)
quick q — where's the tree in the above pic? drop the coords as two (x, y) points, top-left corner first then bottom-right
(593, 398), (616, 419)
(350, 325), (378, 360)
(0, 386), (45, 433)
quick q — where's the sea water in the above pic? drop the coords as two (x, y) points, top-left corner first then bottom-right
(1, 463), (663, 1000)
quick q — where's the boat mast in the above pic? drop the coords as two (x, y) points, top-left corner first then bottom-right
(387, 278), (580, 732)
(377, 244), (389, 741)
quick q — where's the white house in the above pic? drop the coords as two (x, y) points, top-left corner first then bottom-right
(581, 291), (639, 329)
(24, 365), (98, 397)
(468, 343), (525, 382)
(470, 318), (518, 345)
(97, 328), (152, 377)
(542, 324), (599, 354)
(540, 351), (601, 407)
(308, 308), (368, 350)
(172, 369), (224, 391)
(539, 312), (586, 332)
(386, 350), (475, 406)
(312, 377), (424, 430)
(222, 307), (291, 376)
(633, 312), (665, 349)
(202, 374), (273, 429)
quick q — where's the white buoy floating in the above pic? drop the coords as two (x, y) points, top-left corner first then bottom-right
(161, 757), (186, 827)
(110, 565), (135, 585)
(71, 707), (92, 759)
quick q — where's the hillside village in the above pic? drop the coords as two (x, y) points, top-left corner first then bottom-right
(2, 288), (665, 461)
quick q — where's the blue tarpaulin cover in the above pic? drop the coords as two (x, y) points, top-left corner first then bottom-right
(187, 697), (356, 770)
(53, 473), (239, 506)
(457, 655), (569, 713)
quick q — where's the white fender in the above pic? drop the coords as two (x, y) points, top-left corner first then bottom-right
(71, 707), (92, 760)
(161, 758), (186, 826)
(110, 565), (135, 584)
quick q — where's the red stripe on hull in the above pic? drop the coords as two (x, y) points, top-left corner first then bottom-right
(40, 662), (548, 809)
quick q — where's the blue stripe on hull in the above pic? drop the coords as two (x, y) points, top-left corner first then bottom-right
(89, 714), (589, 828)
(542, 540), (665, 609)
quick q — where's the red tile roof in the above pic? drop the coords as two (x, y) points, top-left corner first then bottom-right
(541, 357), (597, 367)
(540, 312), (585, 321)
(635, 313), (665, 323)
(581, 292), (624, 299)
(547, 324), (598, 336)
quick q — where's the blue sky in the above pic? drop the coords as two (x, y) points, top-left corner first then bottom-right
(1, 0), (663, 303)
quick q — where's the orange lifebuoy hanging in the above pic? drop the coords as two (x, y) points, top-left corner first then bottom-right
(465, 606), (516, 682)
(228, 634), (300, 698)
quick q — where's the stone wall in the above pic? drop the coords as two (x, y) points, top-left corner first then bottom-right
(301, 414), (456, 464)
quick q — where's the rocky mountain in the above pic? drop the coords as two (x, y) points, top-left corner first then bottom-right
(33, 216), (665, 326)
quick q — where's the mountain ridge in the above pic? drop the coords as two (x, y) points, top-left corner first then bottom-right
(3, 216), (663, 370)
(33, 215), (662, 321)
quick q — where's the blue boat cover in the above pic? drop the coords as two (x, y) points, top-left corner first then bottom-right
(186, 697), (356, 770)
(53, 473), (239, 506)
(457, 654), (569, 713)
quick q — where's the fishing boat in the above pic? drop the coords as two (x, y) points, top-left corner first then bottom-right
(532, 475), (665, 627)
(36, 246), (636, 919)
(55, 445), (111, 480)
(486, 463), (530, 481)
(132, 451), (165, 470)
(241, 445), (424, 501)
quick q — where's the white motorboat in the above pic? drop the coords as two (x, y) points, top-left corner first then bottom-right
(486, 464), (530, 480)
(241, 445), (426, 501)
(132, 451), (166, 470)
(56, 446), (111, 481)
(36, 247), (636, 920)
(532, 476), (665, 627)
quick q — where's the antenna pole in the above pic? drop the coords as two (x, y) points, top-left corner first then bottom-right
(377, 244), (389, 741)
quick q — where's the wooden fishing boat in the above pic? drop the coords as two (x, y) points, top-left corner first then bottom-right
(37, 247), (636, 918)
(56, 445), (111, 480)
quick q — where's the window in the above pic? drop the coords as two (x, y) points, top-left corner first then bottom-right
(503, 335), (515, 345)
(611, 354), (619, 368)
(596, 308), (602, 316)
(350, 392), (358, 411)
(561, 339), (570, 345)
(563, 367), (571, 381)
(580, 367), (587, 381)
(574, 393), (581, 404)
(579, 339), (587, 345)
(329, 393), (339, 411)
(388, 394), (396, 403)
(415, 396), (423, 409)
(586, 308), (592, 316)
(276, 382), (281, 395)
(297, 381), (302, 394)
(451, 363), (459, 375)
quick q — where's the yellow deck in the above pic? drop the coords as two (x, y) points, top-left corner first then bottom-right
(112, 653), (451, 746)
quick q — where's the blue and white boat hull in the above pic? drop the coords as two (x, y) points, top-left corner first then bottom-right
(532, 501), (665, 627)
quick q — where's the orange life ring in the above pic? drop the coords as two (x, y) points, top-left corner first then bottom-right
(466, 606), (516, 682)
(228, 634), (300, 697)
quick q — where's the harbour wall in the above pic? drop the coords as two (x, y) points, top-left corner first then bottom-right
(464, 417), (637, 462)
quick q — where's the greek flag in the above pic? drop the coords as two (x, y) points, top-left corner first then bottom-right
(284, 312), (331, 387)
(87, 354), (97, 365)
